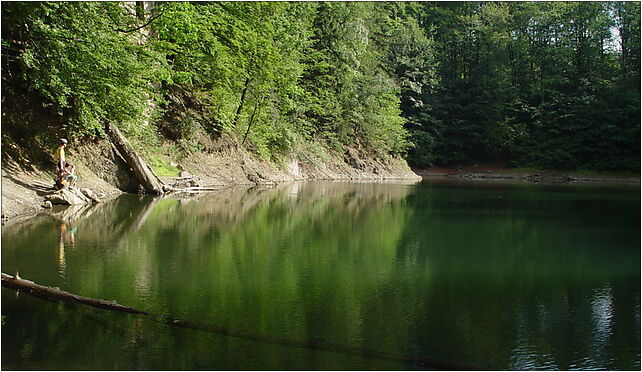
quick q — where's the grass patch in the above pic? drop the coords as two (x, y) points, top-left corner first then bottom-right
(129, 136), (183, 177)
(147, 153), (181, 177)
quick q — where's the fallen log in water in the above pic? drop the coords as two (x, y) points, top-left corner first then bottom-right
(1, 273), (478, 370)
(1, 273), (149, 315)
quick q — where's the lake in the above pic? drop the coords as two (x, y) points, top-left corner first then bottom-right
(2, 179), (640, 370)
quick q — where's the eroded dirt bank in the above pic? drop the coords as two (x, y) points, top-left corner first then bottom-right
(1, 136), (420, 222)
(5, 137), (639, 223)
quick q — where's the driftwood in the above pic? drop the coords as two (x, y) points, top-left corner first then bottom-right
(1, 273), (149, 315)
(1, 273), (478, 370)
(170, 175), (200, 189)
(165, 186), (223, 194)
(104, 122), (164, 195)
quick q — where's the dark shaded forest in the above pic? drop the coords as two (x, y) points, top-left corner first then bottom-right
(2, 2), (640, 171)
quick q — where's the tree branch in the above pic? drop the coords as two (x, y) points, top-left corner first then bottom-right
(114, 9), (165, 33)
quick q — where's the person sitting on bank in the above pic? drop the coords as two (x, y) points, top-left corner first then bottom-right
(60, 163), (77, 189)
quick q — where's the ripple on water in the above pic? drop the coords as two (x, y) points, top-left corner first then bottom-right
(591, 286), (614, 353)
(509, 343), (538, 370)
(509, 341), (562, 370)
(569, 356), (600, 370)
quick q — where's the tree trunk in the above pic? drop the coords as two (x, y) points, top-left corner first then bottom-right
(233, 77), (251, 128)
(242, 95), (264, 145)
(1, 273), (150, 315)
(104, 122), (164, 195)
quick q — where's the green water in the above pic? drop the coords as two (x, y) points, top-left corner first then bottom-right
(2, 180), (640, 370)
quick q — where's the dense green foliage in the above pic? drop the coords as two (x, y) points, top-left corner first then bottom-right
(404, 2), (640, 170)
(1, 3), (168, 137)
(2, 2), (639, 170)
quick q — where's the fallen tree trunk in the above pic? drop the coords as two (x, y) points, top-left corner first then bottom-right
(1, 272), (477, 370)
(104, 122), (164, 195)
(1, 273), (149, 315)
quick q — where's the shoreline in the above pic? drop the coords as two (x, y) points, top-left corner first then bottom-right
(413, 167), (641, 185)
(1, 158), (421, 224)
(3, 159), (639, 225)
(1, 176), (422, 225)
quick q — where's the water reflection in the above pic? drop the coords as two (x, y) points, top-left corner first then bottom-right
(591, 286), (614, 361)
(56, 220), (75, 275)
(1, 180), (640, 370)
(53, 205), (92, 278)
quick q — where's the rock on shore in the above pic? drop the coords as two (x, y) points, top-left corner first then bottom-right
(45, 187), (103, 205)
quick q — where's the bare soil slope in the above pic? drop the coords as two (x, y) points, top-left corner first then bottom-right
(2, 135), (420, 222)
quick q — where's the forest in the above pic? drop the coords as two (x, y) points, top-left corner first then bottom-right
(2, 2), (640, 171)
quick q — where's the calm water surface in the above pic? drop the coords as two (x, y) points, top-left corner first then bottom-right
(2, 180), (640, 370)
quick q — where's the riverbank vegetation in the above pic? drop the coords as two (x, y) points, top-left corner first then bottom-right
(2, 2), (639, 172)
